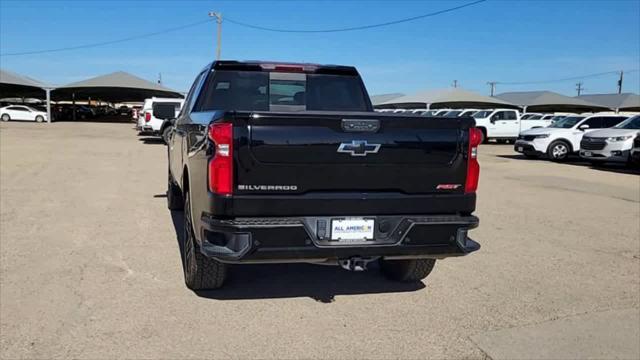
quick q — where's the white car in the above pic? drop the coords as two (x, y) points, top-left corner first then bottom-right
(131, 105), (142, 121)
(631, 134), (640, 165)
(442, 109), (480, 117)
(579, 114), (640, 164)
(521, 112), (543, 120)
(137, 97), (185, 141)
(514, 114), (629, 161)
(472, 109), (550, 143)
(413, 109), (448, 116)
(458, 109), (480, 117)
(0, 105), (48, 122)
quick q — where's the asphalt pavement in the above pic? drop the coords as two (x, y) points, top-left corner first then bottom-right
(1, 121), (638, 359)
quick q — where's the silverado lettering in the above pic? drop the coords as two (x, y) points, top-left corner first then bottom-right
(238, 185), (298, 191)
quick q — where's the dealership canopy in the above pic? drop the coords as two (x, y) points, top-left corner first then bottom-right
(496, 91), (609, 113)
(575, 93), (640, 112)
(0, 69), (50, 99)
(375, 88), (518, 109)
(52, 71), (183, 102)
(370, 93), (405, 106)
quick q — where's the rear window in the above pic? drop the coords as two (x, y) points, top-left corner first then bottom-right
(195, 70), (370, 112)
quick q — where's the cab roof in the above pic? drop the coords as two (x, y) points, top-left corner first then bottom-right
(211, 60), (359, 75)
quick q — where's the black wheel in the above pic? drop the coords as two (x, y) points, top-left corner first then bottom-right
(547, 140), (571, 161)
(183, 192), (228, 290)
(35, 115), (44, 123)
(162, 126), (172, 144)
(379, 258), (436, 282)
(1, 114), (10, 122)
(167, 169), (184, 210)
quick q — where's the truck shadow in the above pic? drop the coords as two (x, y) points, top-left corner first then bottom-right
(169, 210), (425, 303)
(139, 137), (165, 145)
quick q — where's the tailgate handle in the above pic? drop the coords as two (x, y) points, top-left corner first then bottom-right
(342, 119), (380, 132)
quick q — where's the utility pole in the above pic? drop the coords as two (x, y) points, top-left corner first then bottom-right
(617, 70), (623, 94)
(576, 82), (583, 96)
(158, 73), (162, 84)
(209, 11), (222, 60)
(452, 80), (458, 88)
(487, 82), (497, 96)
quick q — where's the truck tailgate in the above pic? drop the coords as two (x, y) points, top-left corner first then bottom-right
(234, 112), (472, 195)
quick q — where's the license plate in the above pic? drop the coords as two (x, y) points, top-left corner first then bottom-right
(517, 146), (524, 152)
(583, 151), (592, 156)
(331, 218), (374, 241)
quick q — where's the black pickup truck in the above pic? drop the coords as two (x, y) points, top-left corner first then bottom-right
(161, 61), (482, 290)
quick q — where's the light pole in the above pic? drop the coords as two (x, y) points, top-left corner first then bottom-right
(208, 12), (222, 60)
(487, 82), (497, 96)
(45, 88), (52, 123)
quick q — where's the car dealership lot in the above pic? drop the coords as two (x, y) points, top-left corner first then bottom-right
(1, 122), (638, 359)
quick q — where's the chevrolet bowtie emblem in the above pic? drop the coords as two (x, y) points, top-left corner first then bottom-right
(337, 140), (381, 156)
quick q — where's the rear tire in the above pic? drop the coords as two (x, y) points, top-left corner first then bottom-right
(183, 192), (228, 290)
(380, 258), (436, 282)
(547, 140), (571, 162)
(1, 114), (10, 121)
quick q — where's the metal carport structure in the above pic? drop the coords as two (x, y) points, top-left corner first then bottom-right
(496, 91), (610, 113)
(575, 93), (640, 112)
(0, 69), (54, 122)
(376, 88), (519, 110)
(52, 71), (183, 114)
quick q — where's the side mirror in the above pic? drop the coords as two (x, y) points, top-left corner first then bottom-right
(153, 103), (176, 120)
(579, 124), (590, 131)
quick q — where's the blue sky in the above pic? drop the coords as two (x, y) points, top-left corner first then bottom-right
(1, 0), (639, 97)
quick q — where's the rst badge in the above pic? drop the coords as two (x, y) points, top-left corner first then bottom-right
(436, 184), (462, 190)
(337, 140), (381, 157)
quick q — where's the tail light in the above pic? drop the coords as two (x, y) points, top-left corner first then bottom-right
(144, 112), (151, 122)
(208, 122), (233, 195)
(465, 128), (482, 193)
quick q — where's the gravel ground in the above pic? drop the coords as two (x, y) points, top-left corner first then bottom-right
(1, 121), (638, 359)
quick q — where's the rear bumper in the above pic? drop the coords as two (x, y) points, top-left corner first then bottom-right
(198, 214), (480, 263)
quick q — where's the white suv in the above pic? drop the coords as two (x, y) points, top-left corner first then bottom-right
(137, 97), (184, 141)
(514, 114), (629, 161)
(472, 109), (550, 143)
(579, 114), (640, 164)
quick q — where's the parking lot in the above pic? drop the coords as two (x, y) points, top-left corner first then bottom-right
(1, 121), (638, 359)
